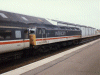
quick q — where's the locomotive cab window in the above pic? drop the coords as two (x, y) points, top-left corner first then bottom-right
(30, 30), (35, 34)
(42, 28), (45, 34)
(60, 27), (65, 30)
(0, 30), (12, 40)
(37, 28), (42, 34)
(71, 28), (75, 30)
(76, 28), (80, 30)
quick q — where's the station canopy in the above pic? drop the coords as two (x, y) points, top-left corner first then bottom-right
(0, 10), (52, 25)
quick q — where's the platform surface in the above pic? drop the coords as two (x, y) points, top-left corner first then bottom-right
(2, 39), (100, 75)
(22, 39), (100, 75)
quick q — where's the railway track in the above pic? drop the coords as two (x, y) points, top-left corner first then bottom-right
(0, 37), (99, 74)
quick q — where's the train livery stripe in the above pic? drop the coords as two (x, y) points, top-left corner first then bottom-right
(0, 40), (29, 45)
(36, 35), (81, 41)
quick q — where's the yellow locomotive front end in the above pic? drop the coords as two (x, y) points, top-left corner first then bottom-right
(29, 29), (36, 48)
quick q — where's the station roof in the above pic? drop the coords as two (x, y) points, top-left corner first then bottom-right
(50, 19), (96, 29)
(51, 19), (75, 25)
(0, 10), (52, 25)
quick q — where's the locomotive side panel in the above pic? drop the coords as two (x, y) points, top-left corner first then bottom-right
(35, 27), (81, 46)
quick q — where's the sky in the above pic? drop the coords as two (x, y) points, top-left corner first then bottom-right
(0, 0), (100, 29)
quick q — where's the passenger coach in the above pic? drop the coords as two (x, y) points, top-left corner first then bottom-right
(0, 22), (30, 53)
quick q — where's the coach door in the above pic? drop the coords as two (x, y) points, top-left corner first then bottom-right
(15, 30), (24, 50)
(23, 29), (29, 48)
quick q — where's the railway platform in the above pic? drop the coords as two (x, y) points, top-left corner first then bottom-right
(2, 39), (100, 75)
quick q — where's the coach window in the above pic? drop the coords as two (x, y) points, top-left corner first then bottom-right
(15, 30), (21, 38)
(0, 30), (12, 40)
(24, 30), (28, 39)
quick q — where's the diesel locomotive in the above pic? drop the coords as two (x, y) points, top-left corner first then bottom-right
(29, 24), (81, 52)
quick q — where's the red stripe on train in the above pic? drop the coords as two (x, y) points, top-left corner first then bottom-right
(36, 35), (80, 41)
(0, 40), (29, 45)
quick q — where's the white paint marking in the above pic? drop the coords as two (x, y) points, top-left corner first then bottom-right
(1, 39), (100, 75)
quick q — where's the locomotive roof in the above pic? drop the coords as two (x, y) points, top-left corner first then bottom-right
(28, 23), (58, 29)
(0, 10), (52, 25)
(28, 23), (81, 31)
